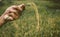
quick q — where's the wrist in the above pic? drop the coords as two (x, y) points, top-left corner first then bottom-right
(0, 16), (6, 26)
(0, 16), (6, 21)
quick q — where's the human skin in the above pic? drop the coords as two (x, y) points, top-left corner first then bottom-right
(0, 4), (25, 26)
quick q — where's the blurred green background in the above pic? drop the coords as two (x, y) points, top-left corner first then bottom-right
(0, 0), (60, 37)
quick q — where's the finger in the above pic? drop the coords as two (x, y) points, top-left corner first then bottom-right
(4, 6), (19, 14)
(18, 4), (25, 11)
(7, 16), (14, 21)
(9, 12), (19, 19)
(3, 14), (13, 21)
(13, 7), (20, 11)
(9, 9), (19, 15)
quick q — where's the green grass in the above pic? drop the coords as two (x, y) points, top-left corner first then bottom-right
(0, 0), (60, 37)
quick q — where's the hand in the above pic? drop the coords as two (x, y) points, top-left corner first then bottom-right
(0, 4), (25, 26)
(1, 4), (25, 21)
